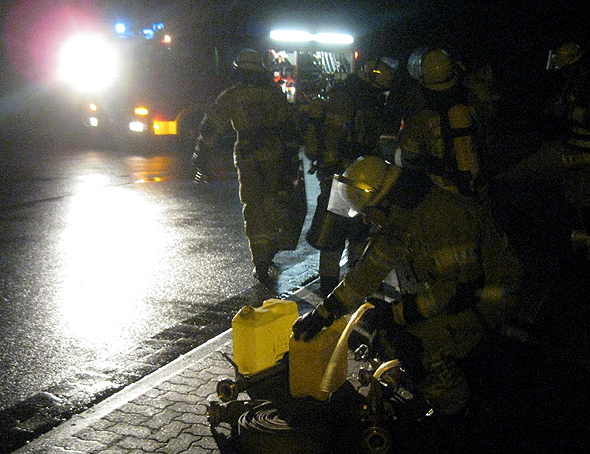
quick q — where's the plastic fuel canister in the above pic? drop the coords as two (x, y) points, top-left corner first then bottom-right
(232, 299), (299, 376)
(289, 316), (348, 401)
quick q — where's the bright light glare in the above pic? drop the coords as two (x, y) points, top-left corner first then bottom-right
(129, 121), (146, 132)
(115, 23), (126, 34)
(59, 186), (165, 343)
(314, 33), (354, 44)
(270, 30), (312, 42)
(58, 34), (119, 92)
(89, 117), (98, 127)
(134, 107), (149, 116)
(270, 30), (353, 44)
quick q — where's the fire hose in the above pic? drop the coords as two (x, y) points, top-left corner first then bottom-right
(216, 352), (288, 402)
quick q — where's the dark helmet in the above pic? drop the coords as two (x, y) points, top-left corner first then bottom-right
(360, 57), (399, 91)
(233, 49), (267, 73)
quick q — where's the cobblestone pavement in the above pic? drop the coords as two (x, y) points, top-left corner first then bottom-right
(14, 329), (236, 454)
(12, 285), (324, 454)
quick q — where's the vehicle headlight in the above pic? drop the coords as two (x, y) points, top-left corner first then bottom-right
(129, 121), (146, 132)
(58, 34), (120, 92)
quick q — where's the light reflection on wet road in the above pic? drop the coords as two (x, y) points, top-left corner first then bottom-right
(58, 185), (167, 343)
(0, 145), (319, 411)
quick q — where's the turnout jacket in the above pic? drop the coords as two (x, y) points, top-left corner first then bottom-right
(196, 80), (300, 164)
(324, 184), (521, 330)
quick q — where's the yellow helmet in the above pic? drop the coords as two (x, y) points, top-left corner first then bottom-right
(233, 49), (267, 73)
(336, 156), (402, 214)
(547, 42), (584, 70)
(361, 57), (399, 91)
(408, 48), (457, 91)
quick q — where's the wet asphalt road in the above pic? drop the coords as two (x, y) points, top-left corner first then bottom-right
(0, 136), (320, 416)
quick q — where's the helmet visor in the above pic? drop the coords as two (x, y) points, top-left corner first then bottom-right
(327, 175), (355, 217)
(328, 174), (377, 217)
(547, 50), (563, 71)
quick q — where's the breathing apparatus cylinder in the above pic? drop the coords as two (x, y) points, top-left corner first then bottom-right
(306, 175), (353, 251)
(448, 104), (479, 178)
(305, 210), (350, 251)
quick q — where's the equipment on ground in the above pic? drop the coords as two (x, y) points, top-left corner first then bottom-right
(205, 299), (436, 453)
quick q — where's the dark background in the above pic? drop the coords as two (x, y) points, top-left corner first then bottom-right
(2, 0), (585, 132)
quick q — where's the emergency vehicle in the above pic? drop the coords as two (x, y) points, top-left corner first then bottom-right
(58, 20), (228, 151)
(58, 21), (358, 151)
(266, 29), (358, 103)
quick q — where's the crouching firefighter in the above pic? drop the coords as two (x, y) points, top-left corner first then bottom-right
(293, 156), (521, 416)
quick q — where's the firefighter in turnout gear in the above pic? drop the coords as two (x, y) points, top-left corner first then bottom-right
(546, 42), (590, 236)
(195, 49), (305, 284)
(293, 156), (521, 416)
(396, 48), (482, 195)
(305, 57), (398, 296)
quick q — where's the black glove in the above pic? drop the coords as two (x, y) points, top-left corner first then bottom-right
(292, 308), (334, 341)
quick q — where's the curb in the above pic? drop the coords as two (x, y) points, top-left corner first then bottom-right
(11, 279), (323, 454)
(12, 330), (235, 453)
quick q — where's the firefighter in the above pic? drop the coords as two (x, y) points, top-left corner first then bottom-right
(463, 62), (502, 170)
(396, 48), (483, 196)
(293, 156), (521, 416)
(545, 42), (590, 236)
(194, 49), (305, 284)
(305, 57), (398, 296)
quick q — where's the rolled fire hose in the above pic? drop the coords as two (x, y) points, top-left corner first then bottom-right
(237, 400), (332, 454)
(238, 401), (293, 433)
(319, 301), (375, 395)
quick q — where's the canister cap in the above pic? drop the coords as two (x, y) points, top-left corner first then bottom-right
(238, 306), (255, 317)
